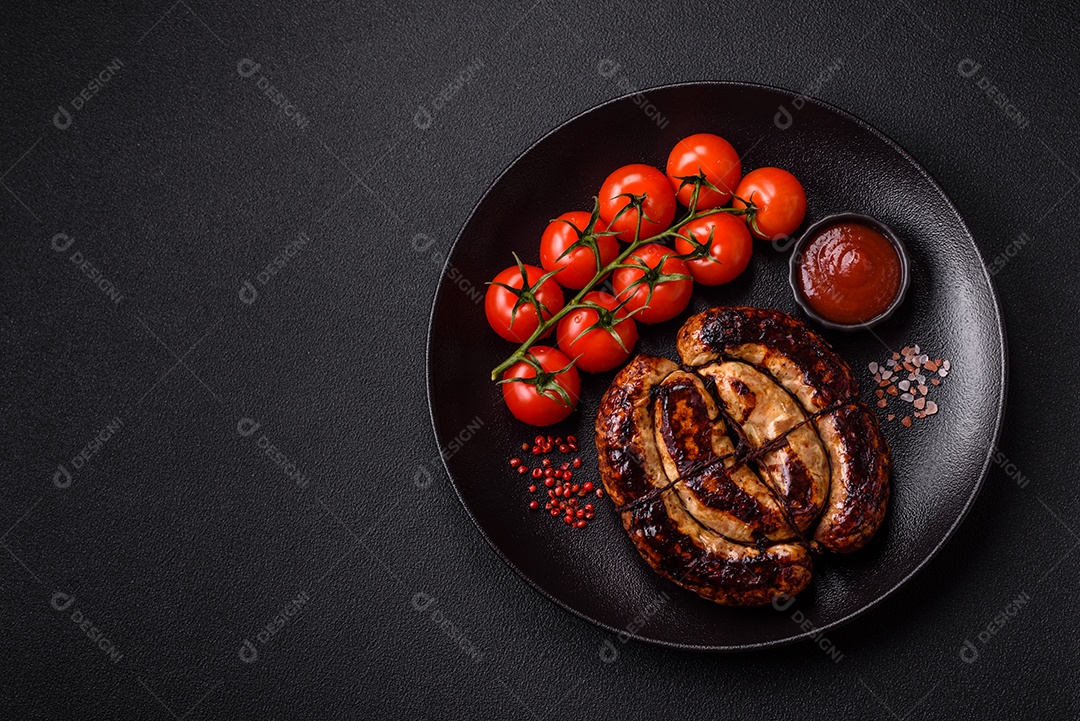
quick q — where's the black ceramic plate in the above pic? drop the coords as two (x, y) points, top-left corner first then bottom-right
(426, 82), (1006, 651)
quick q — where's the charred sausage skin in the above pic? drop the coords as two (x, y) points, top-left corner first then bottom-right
(596, 355), (812, 605)
(595, 307), (891, 605)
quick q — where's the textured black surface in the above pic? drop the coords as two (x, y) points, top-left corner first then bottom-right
(3, 1), (1079, 718)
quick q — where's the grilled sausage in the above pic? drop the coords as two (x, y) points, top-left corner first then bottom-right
(696, 360), (830, 533)
(594, 307), (891, 604)
(622, 489), (813, 606)
(677, 305), (856, 412)
(677, 307), (890, 553)
(594, 354), (678, 508)
(811, 403), (891, 552)
(652, 370), (795, 543)
(595, 355), (811, 604)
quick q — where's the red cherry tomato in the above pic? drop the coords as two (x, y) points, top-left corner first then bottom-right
(500, 346), (581, 426)
(539, 211), (618, 289)
(485, 262), (565, 343)
(556, 291), (638, 373)
(675, 214), (753, 285)
(598, 164), (677, 242)
(732, 167), (807, 241)
(612, 243), (693, 325)
(666, 133), (742, 210)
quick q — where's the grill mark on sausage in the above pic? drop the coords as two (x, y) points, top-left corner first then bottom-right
(622, 489), (812, 606)
(699, 360), (832, 537)
(677, 306), (858, 408)
(677, 307), (887, 553)
(594, 355), (678, 507)
(655, 376), (715, 477)
(774, 446), (814, 515)
(714, 402), (753, 461)
(614, 399), (852, 514)
(654, 370), (793, 544)
(595, 390), (649, 503)
(679, 463), (766, 524)
(812, 402), (891, 552)
(712, 352), (841, 531)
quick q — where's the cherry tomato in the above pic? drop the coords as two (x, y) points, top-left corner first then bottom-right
(485, 262), (565, 343)
(539, 211), (618, 289)
(598, 164), (677, 242)
(556, 292), (638, 373)
(732, 167), (807, 241)
(500, 346), (581, 426)
(666, 133), (742, 210)
(675, 214), (753, 285)
(612, 243), (693, 325)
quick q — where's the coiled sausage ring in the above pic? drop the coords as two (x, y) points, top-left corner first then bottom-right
(595, 307), (890, 606)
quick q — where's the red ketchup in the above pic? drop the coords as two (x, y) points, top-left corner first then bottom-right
(798, 222), (901, 325)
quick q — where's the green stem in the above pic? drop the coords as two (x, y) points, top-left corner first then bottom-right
(489, 203), (755, 381)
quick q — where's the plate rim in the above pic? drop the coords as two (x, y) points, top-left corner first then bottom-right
(424, 80), (1009, 652)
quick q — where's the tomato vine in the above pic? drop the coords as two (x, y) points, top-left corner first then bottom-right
(489, 178), (757, 381)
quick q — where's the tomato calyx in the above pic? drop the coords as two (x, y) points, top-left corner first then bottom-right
(567, 296), (636, 354)
(554, 197), (619, 274)
(672, 172), (725, 214)
(487, 253), (562, 332)
(613, 252), (692, 311)
(734, 192), (765, 238)
(673, 225), (722, 266)
(610, 191), (658, 242)
(497, 352), (579, 408)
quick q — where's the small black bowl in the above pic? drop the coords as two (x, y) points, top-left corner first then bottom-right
(788, 212), (911, 331)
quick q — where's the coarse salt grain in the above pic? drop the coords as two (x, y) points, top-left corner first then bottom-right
(867, 345), (951, 426)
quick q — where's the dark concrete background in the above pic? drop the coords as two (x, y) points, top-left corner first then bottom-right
(3, 1), (1078, 718)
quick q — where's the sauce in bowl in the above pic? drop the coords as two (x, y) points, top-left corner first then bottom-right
(797, 221), (902, 325)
